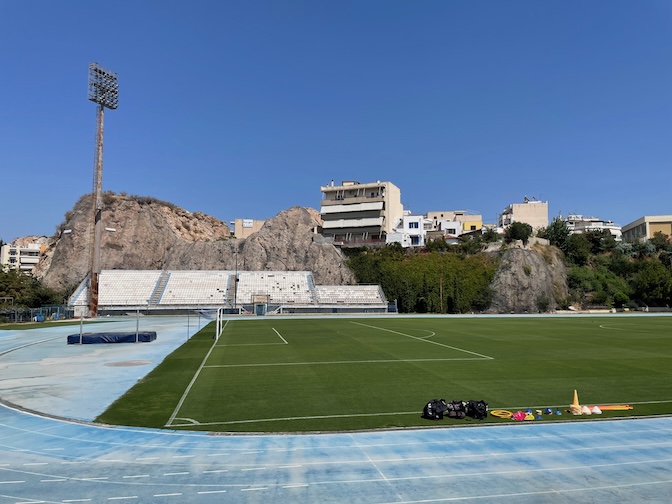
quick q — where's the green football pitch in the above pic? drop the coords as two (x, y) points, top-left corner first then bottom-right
(96, 315), (672, 433)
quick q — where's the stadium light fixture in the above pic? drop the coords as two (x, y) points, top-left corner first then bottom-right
(87, 62), (118, 317)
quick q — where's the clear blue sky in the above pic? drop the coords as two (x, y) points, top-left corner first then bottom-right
(1, 1), (671, 241)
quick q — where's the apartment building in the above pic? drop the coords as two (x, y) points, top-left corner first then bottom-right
(320, 180), (404, 244)
(230, 218), (265, 239)
(499, 198), (548, 230)
(565, 213), (622, 240)
(621, 215), (672, 241)
(0, 242), (44, 273)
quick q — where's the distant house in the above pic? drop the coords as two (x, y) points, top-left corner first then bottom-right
(386, 212), (432, 248)
(426, 210), (482, 233)
(230, 218), (265, 239)
(499, 197), (548, 231)
(564, 214), (622, 241)
(621, 215), (672, 241)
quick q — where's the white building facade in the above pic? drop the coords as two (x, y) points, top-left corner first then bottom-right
(0, 242), (44, 273)
(320, 180), (404, 245)
(564, 214), (622, 240)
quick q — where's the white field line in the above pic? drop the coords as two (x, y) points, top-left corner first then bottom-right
(351, 321), (494, 360)
(165, 320), (229, 427)
(221, 342), (286, 347)
(203, 357), (484, 369)
(273, 327), (289, 344)
(168, 410), (422, 427)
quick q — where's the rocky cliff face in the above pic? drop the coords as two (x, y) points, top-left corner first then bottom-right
(487, 244), (568, 313)
(36, 194), (354, 291)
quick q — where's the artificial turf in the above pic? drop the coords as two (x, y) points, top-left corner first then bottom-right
(95, 315), (672, 433)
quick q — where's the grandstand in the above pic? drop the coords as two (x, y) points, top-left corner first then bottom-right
(68, 269), (390, 315)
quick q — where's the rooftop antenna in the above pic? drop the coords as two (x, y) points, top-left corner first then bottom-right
(87, 62), (118, 317)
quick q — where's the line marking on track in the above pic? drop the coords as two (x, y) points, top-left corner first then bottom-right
(165, 320), (228, 427)
(273, 327), (289, 344)
(351, 321), (494, 359)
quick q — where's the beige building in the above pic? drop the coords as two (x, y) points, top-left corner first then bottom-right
(621, 215), (672, 241)
(499, 198), (548, 230)
(320, 180), (403, 244)
(230, 218), (265, 239)
(0, 242), (45, 273)
(426, 210), (482, 233)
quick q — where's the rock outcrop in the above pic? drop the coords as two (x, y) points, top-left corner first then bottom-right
(36, 194), (354, 291)
(487, 245), (568, 313)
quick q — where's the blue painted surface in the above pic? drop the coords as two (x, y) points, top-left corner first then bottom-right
(1, 317), (672, 502)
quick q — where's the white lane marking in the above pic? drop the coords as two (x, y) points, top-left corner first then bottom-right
(242, 467), (266, 471)
(153, 493), (182, 497)
(135, 456), (159, 461)
(41, 478), (67, 482)
(81, 477), (109, 481)
(122, 474), (149, 479)
(62, 500), (92, 503)
(107, 497), (138, 501)
(203, 469), (229, 474)
(23, 462), (48, 466)
(163, 472), (189, 476)
(197, 490), (227, 494)
(172, 455), (194, 459)
(0, 480), (25, 484)
(242, 487), (268, 491)
(283, 483), (309, 488)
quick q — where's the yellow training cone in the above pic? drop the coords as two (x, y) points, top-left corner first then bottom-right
(572, 389), (580, 408)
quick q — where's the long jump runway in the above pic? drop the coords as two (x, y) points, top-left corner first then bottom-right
(2, 319), (672, 503)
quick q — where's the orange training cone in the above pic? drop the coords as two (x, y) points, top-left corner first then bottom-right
(570, 389), (582, 415)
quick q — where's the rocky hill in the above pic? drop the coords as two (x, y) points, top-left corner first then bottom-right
(36, 194), (355, 292)
(487, 243), (568, 313)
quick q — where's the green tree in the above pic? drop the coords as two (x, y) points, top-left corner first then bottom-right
(537, 217), (570, 251)
(481, 228), (500, 243)
(631, 261), (672, 306)
(504, 222), (533, 245)
(565, 233), (592, 266)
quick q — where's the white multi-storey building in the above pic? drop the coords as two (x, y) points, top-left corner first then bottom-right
(564, 214), (622, 241)
(0, 242), (44, 273)
(320, 180), (404, 245)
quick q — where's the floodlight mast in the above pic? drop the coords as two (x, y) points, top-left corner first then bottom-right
(87, 62), (118, 317)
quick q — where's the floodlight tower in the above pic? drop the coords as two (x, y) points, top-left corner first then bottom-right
(87, 62), (118, 317)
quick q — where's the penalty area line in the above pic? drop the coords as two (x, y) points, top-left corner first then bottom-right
(351, 321), (494, 360)
(273, 327), (288, 344)
(203, 357), (486, 369)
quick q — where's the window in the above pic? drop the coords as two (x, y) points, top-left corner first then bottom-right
(470, 225), (476, 230)
(408, 222), (419, 229)
(411, 236), (420, 245)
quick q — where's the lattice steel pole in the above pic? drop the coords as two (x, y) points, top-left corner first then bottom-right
(87, 62), (118, 317)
